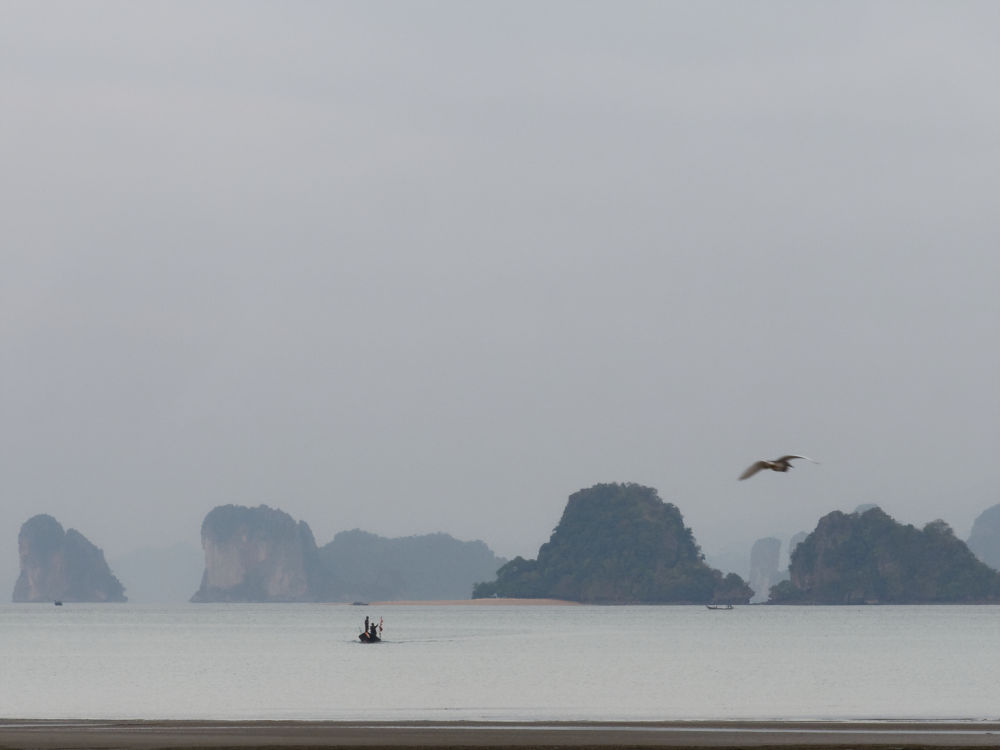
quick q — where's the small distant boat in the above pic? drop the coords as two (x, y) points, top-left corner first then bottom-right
(359, 615), (384, 643)
(54, 601), (63, 606)
(706, 603), (733, 610)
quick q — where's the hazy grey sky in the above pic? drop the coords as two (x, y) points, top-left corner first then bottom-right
(3, 1), (998, 591)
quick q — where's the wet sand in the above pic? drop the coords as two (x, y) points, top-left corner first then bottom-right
(366, 598), (581, 606)
(2, 720), (1000, 749)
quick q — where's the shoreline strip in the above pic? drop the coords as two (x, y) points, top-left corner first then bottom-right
(3, 720), (1000, 748)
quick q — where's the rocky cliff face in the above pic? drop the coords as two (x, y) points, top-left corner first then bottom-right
(191, 505), (325, 602)
(771, 507), (1000, 603)
(13, 515), (126, 602)
(473, 483), (752, 603)
(967, 503), (1000, 571)
(787, 531), (808, 560)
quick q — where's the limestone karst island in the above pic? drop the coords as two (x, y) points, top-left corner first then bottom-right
(473, 483), (751, 603)
(11, 488), (1000, 604)
(190, 503), (506, 602)
(14, 514), (126, 603)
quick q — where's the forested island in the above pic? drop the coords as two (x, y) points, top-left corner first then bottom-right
(320, 528), (504, 602)
(472, 483), (752, 604)
(190, 504), (506, 602)
(770, 507), (1000, 603)
(12, 495), (1000, 604)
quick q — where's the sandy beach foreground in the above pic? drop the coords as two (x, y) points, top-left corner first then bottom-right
(2, 720), (999, 749)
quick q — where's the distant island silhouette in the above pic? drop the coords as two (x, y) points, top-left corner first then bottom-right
(14, 515), (126, 603)
(13, 496), (1000, 604)
(473, 483), (753, 604)
(190, 504), (506, 603)
(770, 506), (1000, 604)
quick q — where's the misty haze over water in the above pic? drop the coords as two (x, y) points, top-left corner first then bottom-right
(3, 3), (998, 596)
(3, 603), (999, 721)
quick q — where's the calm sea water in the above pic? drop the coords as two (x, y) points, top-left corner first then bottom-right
(1, 603), (998, 722)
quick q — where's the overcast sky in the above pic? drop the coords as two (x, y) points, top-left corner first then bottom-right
(3, 1), (998, 592)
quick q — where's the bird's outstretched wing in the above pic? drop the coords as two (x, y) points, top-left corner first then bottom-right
(739, 461), (768, 480)
(777, 455), (818, 464)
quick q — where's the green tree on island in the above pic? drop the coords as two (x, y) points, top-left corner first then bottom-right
(473, 483), (752, 604)
(770, 507), (1000, 604)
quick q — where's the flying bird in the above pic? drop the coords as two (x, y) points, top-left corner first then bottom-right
(739, 455), (818, 480)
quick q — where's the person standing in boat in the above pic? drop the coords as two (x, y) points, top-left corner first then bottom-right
(364, 615), (369, 634)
